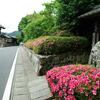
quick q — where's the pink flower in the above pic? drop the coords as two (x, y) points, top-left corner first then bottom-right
(92, 90), (97, 95)
(85, 92), (88, 96)
(79, 87), (84, 93)
(96, 81), (100, 86)
(46, 64), (100, 99)
(65, 95), (76, 100)
(63, 87), (67, 92)
(68, 89), (74, 95)
(58, 91), (63, 97)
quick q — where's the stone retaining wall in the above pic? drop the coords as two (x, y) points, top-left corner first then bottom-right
(24, 46), (90, 75)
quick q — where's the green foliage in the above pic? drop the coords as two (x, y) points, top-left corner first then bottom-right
(16, 35), (23, 43)
(18, 0), (100, 41)
(55, 0), (100, 31)
(52, 30), (74, 37)
(18, 13), (35, 31)
(18, 2), (57, 41)
(23, 13), (45, 41)
(25, 36), (89, 55)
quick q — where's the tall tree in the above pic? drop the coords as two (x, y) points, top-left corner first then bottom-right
(56, 0), (100, 32)
(18, 2), (57, 41)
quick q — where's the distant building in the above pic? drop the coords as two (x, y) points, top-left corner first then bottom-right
(0, 33), (17, 47)
(0, 25), (17, 47)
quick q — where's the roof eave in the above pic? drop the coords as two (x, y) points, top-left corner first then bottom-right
(78, 8), (100, 19)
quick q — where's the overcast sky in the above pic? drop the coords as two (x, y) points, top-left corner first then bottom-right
(0, 0), (50, 33)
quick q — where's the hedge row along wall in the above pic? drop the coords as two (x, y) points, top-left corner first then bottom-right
(25, 36), (90, 75)
(25, 36), (89, 55)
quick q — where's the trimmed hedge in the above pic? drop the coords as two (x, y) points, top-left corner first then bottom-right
(25, 36), (89, 55)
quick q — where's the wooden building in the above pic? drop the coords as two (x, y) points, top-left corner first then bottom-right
(78, 5), (100, 47)
(0, 33), (17, 47)
(0, 25), (17, 47)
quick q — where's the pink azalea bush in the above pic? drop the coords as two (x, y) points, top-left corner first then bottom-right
(25, 36), (48, 49)
(25, 36), (89, 55)
(46, 65), (100, 100)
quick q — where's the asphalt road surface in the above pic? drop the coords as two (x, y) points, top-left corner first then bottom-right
(0, 46), (18, 99)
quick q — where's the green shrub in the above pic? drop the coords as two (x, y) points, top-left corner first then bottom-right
(52, 30), (74, 37)
(25, 36), (89, 55)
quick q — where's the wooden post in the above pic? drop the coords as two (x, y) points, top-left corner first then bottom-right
(95, 22), (97, 43)
(92, 22), (97, 47)
(92, 32), (96, 47)
(97, 21), (100, 42)
(0, 28), (1, 34)
(92, 21), (100, 47)
(96, 32), (99, 42)
(95, 21), (100, 44)
(93, 22), (99, 46)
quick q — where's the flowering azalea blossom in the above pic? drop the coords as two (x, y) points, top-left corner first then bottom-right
(46, 65), (100, 100)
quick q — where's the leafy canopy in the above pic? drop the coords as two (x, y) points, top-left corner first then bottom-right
(18, 0), (100, 41)
(56, 0), (100, 31)
(18, 2), (56, 41)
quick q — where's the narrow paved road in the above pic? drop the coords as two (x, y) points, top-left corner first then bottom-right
(0, 46), (18, 99)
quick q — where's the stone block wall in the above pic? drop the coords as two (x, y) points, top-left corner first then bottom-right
(39, 52), (90, 75)
(24, 47), (90, 76)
